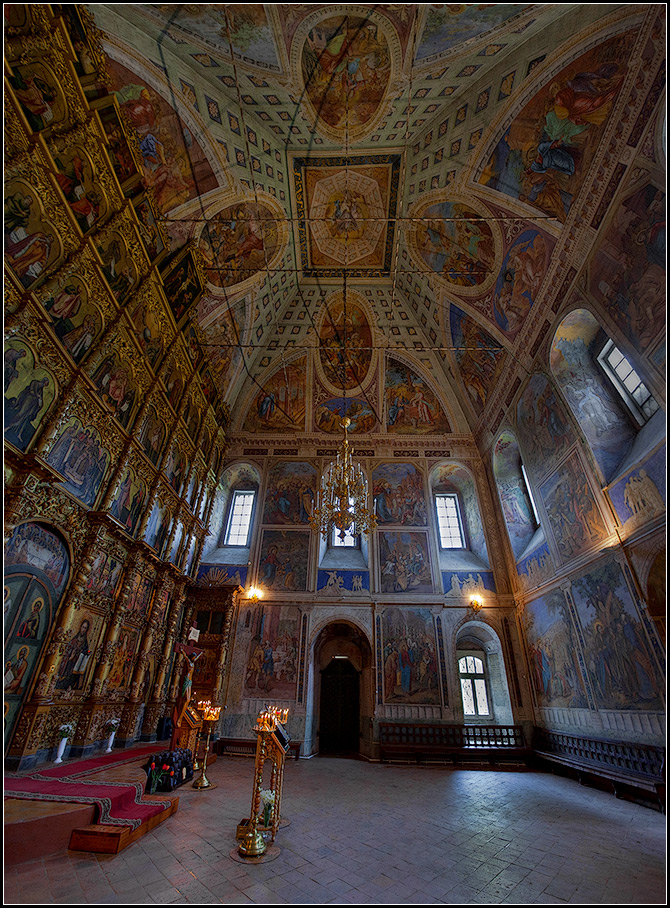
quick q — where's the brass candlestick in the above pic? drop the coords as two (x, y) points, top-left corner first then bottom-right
(192, 701), (220, 790)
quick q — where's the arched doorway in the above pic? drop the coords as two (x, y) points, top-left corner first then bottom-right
(306, 621), (373, 758)
(319, 657), (359, 754)
(4, 522), (71, 751)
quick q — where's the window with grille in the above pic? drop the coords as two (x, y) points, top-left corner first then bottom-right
(435, 493), (465, 549)
(223, 490), (255, 546)
(458, 654), (491, 717)
(598, 340), (659, 426)
(331, 499), (358, 547)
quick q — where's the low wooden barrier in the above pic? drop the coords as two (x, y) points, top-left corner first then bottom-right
(531, 728), (665, 811)
(214, 736), (301, 761)
(378, 723), (530, 764)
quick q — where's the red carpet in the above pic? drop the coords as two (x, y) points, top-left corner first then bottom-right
(33, 744), (158, 779)
(4, 746), (170, 830)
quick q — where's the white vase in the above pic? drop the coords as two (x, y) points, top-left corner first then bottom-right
(54, 737), (68, 764)
(105, 730), (116, 753)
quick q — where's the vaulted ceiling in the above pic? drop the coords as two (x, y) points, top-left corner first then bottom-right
(88, 2), (657, 442)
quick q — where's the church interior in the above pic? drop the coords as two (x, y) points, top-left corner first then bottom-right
(3, 3), (666, 903)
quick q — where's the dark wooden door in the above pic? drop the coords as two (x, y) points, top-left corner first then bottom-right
(319, 659), (360, 754)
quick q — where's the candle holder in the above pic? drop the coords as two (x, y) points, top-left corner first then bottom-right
(192, 701), (221, 790)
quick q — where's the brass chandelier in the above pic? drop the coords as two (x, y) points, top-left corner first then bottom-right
(310, 415), (377, 541)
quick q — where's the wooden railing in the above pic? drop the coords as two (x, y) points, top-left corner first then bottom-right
(378, 723), (529, 763)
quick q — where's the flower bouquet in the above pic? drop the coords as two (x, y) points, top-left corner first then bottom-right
(147, 760), (174, 794)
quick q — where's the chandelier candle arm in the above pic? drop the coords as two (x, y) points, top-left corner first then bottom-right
(309, 418), (377, 541)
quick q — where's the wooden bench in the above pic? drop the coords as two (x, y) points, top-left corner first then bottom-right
(214, 737), (301, 761)
(379, 723), (530, 765)
(531, 729), (665, 812)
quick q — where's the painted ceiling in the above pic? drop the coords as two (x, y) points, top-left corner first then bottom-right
(87, 2), (656, 440)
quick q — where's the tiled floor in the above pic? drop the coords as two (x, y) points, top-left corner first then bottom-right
(4, 755), (666, 905)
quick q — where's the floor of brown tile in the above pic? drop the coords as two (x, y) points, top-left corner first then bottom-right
(3, 756), (666, 905)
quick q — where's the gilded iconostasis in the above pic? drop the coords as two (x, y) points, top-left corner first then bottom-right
(4, 4), (665, 769)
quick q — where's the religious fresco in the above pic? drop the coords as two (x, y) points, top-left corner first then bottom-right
(493, 432), (536, 559)
(373, 463), (428, 526)
(263, 462), (316, 526)
(300, 14), (393, 141)
(379, 531), (433, 594)
(415, 4), (530, 61)
(129, 299), (164, 371)
(479, 32), (635, 221)
(381, 608), (440, 705)
(522, 590), (589, 710)
(571, 558), (664, 711)
(442, 571), (496, 596)
(138, 406), (166, 467)
(108, 59), (217, 214)
(196, 564), (247, 588)
(317, 569), (370, 596)
(5, 178), (61, 289)
(41, 272), (102, 364)
(517, 540), (555, 592)
(257, 530), (310, 593)
(169, 520), (184, 567)
(53, 611), (102, 694)
(134, 192), (167, 265)
(516, 373), (575, 481)
(51, 141), (107, 235)
(4, 577), (54, 733)
(385, 358), (450, 435)
(92, 95), (143, 195)
(199, 202), (280, 289)
(294, 154), (400, 277)
(413, 200), (495, 290)
(5, 522), (71, 599)
(160, 246), (205, 326)
(105, 625), (141, 693)
(433, 464), (488, 563)
(164, 443), (187, 496)
(96, 230), (138, 304)
(589, 182), (665, 355)
(242, 358), (306, 433)
(539, 452), (608, 565)
(5, 554), (61, 740)
(550, 309), (635, 481)
(314, 396), (377, 434)
(144, 500), (171, 556)
(4, 340), (56, 452)
(91, 352), (136, 429)
(493, 229), (550, 335)
(46, 417), (110, 509)
(148, 4), (280, 70)
(607, 445), (665, 532)
(243, 605), (300, 699)
(126, 574), (154, 622)
(318, 294), (373, 391)
(7, 61), (67, 134)
(450, 306), (506, 414)
(108, 465), (147, 536)
(84, 549), (124, 601)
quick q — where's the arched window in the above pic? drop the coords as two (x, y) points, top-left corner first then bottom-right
(550, 309), (663, 483)
(458, 651), (491, 719)
(435, 492), (466, 549)
(223, 489), (256, 546)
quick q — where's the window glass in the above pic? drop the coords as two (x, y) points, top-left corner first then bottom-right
(224, 490), (255, 546)
(435, 493), (465, 548)
(598, 340), (659, 424)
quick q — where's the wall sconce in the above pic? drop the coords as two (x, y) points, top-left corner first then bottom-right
(246, 586), (263, 604)
(470, 594), (484, 612)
